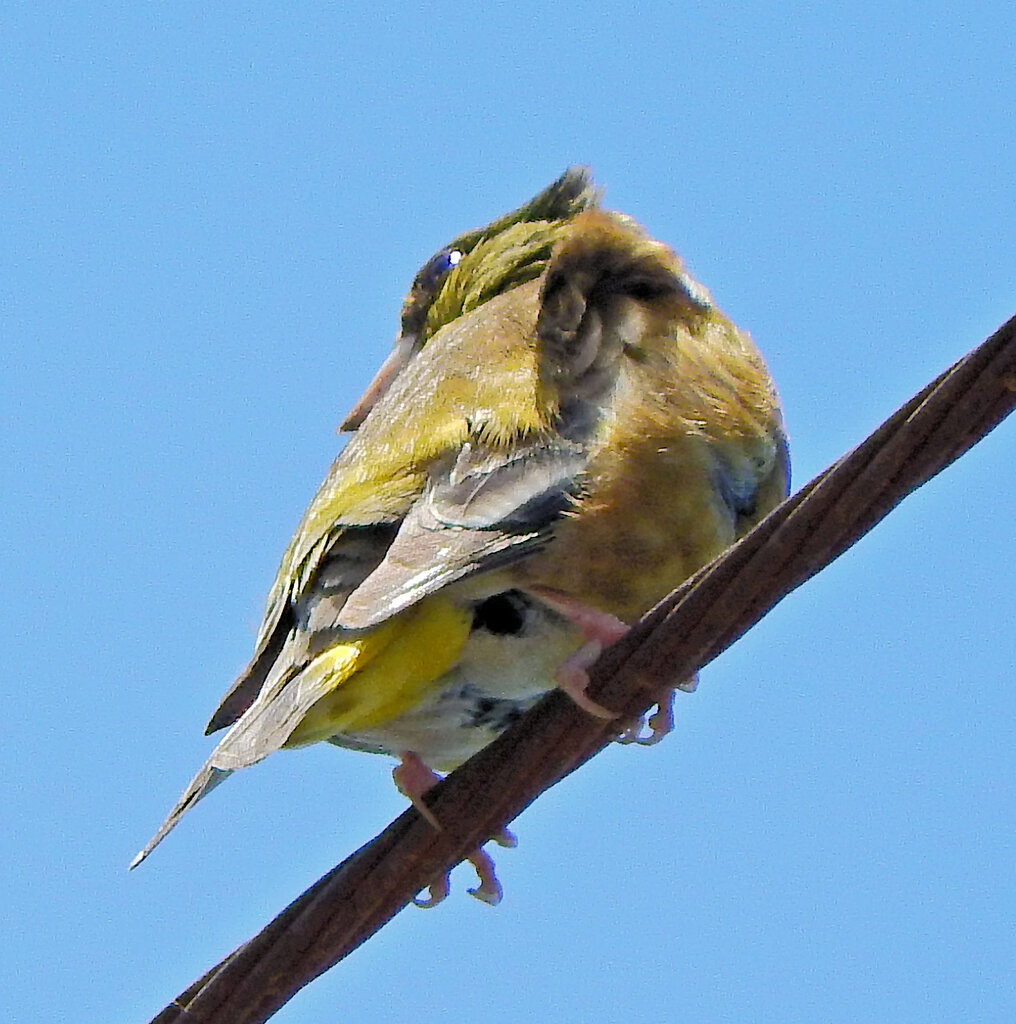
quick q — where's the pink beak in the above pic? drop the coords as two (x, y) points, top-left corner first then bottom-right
(339, 334), (420, 431)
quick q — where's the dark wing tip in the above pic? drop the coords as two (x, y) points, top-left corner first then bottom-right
(129, 764), (232, 869)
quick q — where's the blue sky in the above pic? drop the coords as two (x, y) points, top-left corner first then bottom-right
(4, 3), (1015, 1021)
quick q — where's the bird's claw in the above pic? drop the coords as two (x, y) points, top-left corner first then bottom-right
(465, 846), (504, 906)
(617, 693), (676, 745)
(615, 677), (694, 746)
(492, 826), (518, 848)
(412, 844), (505, 908)
(413, 873), (452, 909)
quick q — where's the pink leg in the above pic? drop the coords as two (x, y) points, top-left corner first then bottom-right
(392, 750), (443, 829)
(530, 587), (698, 743)
(392, 751), (508, 908)
(555, 641), (621, 719)
(527, 586), (630, 719)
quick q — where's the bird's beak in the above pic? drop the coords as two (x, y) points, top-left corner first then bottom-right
(339, 334), (420, 431)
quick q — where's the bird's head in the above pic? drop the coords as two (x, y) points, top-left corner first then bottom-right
(340, 168), (600, 430)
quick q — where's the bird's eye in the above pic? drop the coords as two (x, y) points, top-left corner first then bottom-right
(417, 247), (463, 291)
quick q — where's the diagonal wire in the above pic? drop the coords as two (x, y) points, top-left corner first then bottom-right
(148, 312), (1016, 1024)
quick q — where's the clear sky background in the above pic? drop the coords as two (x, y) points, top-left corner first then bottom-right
(4, 3), (1015, 1022)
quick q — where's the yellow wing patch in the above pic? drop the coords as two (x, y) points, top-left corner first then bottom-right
(283, 596), (474, 747)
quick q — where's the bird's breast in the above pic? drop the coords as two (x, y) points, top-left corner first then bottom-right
(513, 428), (742, 623)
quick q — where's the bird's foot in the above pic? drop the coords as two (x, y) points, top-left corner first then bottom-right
(616, 674), (696, 745)
(393, 750), (510, 908)
(617, 689), (676, 745)
(527, 586), (629, 719)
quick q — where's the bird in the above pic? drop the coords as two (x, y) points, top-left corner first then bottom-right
(132, 168), (789, 905)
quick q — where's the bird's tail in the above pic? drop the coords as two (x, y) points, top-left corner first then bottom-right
(129, 761), (232, 869)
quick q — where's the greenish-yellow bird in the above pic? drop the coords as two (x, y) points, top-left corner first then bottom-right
(133, 169), (789, 905)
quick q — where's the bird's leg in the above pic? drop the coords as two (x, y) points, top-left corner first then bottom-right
(526, 586), (629, 719)
(392, 750), (508, 907)
(530, 586), (694, 743)
(555, 640), (623, 719)
(392, 749), (443, 829)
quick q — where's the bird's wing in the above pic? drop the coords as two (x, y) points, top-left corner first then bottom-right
(204, 523), (395, 734)
(207, 431), (590, 758)
(336, 436), (588, 628)
(713, 419), (791, 535)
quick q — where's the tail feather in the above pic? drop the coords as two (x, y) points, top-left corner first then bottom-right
(129, 762), (232, 869)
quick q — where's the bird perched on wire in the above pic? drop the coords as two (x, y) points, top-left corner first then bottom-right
(132, 168), (789, 905)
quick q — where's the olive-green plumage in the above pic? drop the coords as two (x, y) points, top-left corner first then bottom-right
(133, 168), (788, 870)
